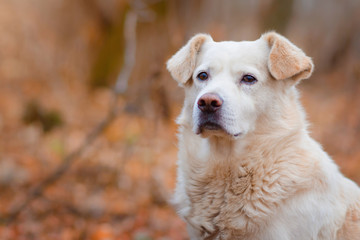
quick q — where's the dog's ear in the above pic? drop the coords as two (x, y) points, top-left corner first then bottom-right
(262, 32), (314, 82)
(167, 34), (212, 85)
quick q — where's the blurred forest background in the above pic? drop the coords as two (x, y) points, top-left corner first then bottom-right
(0, 0), (359, 239)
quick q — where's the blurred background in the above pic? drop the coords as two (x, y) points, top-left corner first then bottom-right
(0, 0), (359, 239)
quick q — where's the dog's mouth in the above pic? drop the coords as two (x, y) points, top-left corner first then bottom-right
(196, 121), (242, 138)
(198, 122), (222, 132)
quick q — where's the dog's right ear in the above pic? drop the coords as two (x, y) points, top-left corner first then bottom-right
(167, 34), (212, 85)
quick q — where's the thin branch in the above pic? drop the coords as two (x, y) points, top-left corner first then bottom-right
(114, 11), (137, 95)
(37, 196), (131, 221)
(0, 9), (138, 225)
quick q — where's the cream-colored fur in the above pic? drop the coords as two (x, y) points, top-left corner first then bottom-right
(166, 32), (360, 240)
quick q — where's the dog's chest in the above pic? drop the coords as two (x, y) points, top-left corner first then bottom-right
(183, 166), (257, 239)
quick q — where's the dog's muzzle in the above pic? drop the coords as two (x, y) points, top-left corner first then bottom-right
(196, 93), (224, 134)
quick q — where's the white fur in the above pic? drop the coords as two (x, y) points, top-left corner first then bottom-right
(167, 32), (360, 240)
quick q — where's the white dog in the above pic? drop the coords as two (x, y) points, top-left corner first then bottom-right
(166, 32), (360, 240)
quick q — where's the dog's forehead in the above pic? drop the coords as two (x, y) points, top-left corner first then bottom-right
(199, 39), (268, 67)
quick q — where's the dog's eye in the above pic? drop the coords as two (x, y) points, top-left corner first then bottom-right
(197, 72), (209, 81)
(241, 75), (257, 84)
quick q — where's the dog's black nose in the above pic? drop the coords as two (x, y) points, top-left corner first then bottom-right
(197, 93), (223, 113)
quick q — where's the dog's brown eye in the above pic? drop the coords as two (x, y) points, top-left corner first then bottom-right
(197, 72), (208, 81)
(241, 75), (257, 85)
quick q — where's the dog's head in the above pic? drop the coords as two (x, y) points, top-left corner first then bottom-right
(167, 32), (313, 139)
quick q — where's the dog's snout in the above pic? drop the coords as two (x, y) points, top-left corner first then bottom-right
(197, 93), (223, 113)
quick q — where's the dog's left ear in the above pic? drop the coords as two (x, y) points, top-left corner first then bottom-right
(262, 32), (314, 82)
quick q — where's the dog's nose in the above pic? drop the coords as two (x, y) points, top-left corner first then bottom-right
(197, 93), (223, 113)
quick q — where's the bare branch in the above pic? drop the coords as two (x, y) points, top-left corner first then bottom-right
(114, 11), (137, 94)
